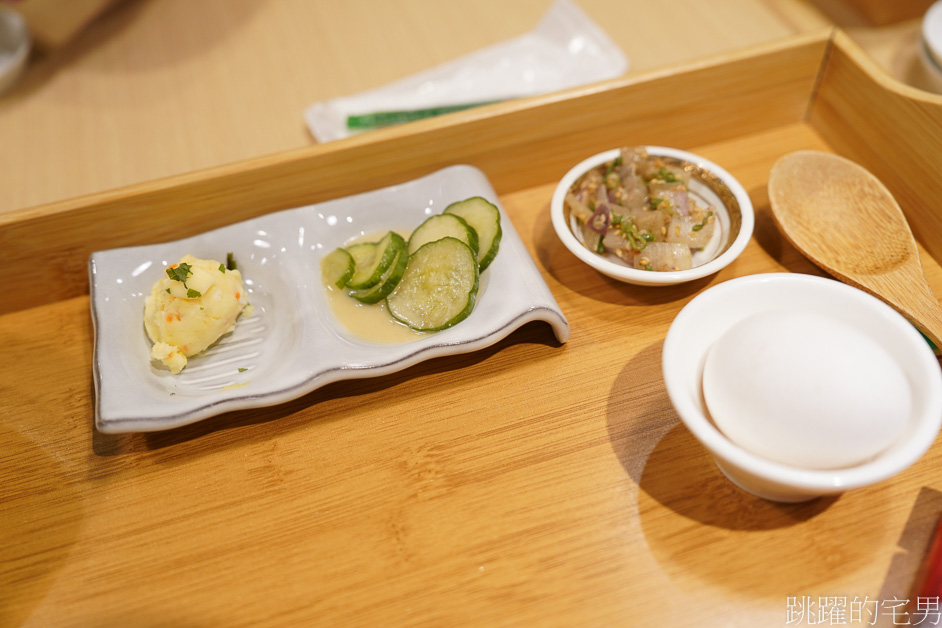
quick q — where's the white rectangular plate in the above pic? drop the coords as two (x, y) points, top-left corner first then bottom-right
(90, 165), (570, 433)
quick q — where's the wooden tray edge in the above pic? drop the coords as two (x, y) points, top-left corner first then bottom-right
(0, 29), (835, 314)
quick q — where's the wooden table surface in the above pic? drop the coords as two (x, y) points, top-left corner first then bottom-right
(4, 1), (942, 627)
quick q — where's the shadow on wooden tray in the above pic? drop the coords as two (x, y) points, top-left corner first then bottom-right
(91, 319), (565, 457)
(604, 340), (837, 532)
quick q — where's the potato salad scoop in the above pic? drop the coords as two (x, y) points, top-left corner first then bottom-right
(143, 254), (249, 374)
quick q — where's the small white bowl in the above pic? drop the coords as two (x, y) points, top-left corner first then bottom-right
(920, 1), (942, 93)
(550, 146), (754, 286)
(662, 273), (942, 502)
(925, 1), (942, 70)
(0, 7), (30, 96)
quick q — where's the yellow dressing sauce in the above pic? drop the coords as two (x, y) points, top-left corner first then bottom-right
(324, 230), (427, 344)
(325, 284), (426, 343)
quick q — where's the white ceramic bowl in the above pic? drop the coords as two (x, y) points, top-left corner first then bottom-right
(550, 146), (754, 286)
(921, 1), (942, 93)
(662, 273), (942, 502)
(0, 7), (29, 96)
(925, 1), (942, 70)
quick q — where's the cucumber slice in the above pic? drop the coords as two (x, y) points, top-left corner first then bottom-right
(444, 197), (502, 271)
(345, 231), (405, 290)
(321, 247), (355, 289)
(349, 246), (408, 304)
(387, 237), (479, 332)
(407, 213), (478, 257)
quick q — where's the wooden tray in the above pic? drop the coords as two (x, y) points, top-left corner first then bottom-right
(3, 28), (942, 627)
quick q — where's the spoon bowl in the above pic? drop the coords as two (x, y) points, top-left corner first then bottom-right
(768, 151), (942, 355)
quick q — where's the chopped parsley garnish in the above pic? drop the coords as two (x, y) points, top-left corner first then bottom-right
(226, 252), (237, 271)
(166, 263), (193, 283)
(218, 263), (226, 273)
(238, 367), (248, 373)
(166, 262), (200, 298)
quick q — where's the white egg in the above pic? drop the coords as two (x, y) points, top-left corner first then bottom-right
(701, 309), (912, 469)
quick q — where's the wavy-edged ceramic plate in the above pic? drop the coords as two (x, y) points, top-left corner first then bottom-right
(90, 165), (570, 433)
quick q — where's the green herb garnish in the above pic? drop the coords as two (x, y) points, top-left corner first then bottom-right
(166, 262), (200, 298)
(238, 367), (248, 373)
(226, 252), (237, 271)
(656, 167), (678, 183)
(219, 263), (226, 273)
(692, 211), (713, 232)
(616, 220), (648, 252)
(166, 262), (193, 283)
(604, 156), (623, 177)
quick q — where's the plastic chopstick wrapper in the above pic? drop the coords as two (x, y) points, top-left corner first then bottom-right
(304, 0), (628, 142)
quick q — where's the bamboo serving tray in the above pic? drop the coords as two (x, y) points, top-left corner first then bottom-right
(3, 28), (942, 627)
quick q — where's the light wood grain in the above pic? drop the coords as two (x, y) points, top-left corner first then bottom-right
(810, 29), (942, 267)
(2, 123), (942, 627)
(768, 150), (942, 352)
(0, 0), (830, 218)
(3, 30), (942, 626)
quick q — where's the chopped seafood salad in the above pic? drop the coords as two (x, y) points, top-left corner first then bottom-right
(565, 147), (717, 271)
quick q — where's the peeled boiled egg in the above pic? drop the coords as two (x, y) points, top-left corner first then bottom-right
(701, 309), (912, 469)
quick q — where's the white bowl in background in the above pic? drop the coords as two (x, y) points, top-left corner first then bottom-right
(924, 1), (942, 70)
(550, 146), (754, 287)
(0, 7), (29, 96)
(662, 273), (942, 502)
(921, 1), (942, 93)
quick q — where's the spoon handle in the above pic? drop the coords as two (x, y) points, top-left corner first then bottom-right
(866, 270), (942, 355)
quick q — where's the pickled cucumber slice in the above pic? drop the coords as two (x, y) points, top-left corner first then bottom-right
(349, 247), (408, 304)
(387, 237), (479, 332)
(345, 231), (405, 290)
(407, 213), (478, 257)
(321, 248), (355, 289)
(444, 197), (502, 271)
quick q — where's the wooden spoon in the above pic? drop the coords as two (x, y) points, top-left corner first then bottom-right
(768, 150), (942, 355)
